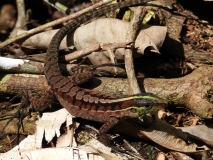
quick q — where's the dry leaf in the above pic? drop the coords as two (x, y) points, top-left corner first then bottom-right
(21, 18), (166, 65)
(71, 18), (167, 64)
(141, 119), (209, 153)
(179, 125), (213, 147)
(1, 147), (104, 160)
(21, 29), (67, 50)
(87, 139), (124, 160)
(0, 109), (107, 160)
(36, 108), (74, 143)
(115, 117), (209, 153)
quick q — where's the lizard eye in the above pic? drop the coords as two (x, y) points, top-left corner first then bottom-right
(145, 105), (153, 109)
(131, 108), (137, 113)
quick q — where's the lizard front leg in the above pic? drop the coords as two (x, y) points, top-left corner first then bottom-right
(99, 117), (119, 134)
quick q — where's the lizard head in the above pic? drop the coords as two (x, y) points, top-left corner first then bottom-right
(117, 93), (167, 116)
(133, 93), (167, 115)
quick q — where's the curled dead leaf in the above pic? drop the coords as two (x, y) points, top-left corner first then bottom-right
(71, 18), (167, 64)
(21, 18), (166, 65)
(141, 119), (209, 153)
(179, 125), (213, 148)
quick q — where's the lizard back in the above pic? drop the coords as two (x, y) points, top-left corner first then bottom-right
(44, 0), (166, 126)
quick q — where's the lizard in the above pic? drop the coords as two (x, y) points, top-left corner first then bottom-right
(44, 0), (167, 134)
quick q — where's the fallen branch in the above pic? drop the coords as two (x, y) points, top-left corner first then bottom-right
(1, 65), (212, 118)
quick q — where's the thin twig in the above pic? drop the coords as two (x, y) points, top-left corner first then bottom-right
(15, 0), (27, 30)
(65, 42), (133, 62)
(0, 0), (113, 48)
(124, 7), (147, 94)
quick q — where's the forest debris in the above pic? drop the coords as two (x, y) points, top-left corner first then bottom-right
(124, 7), (147, 94)
(0, 4), (16, 33)
(0, 108), (121, 160)
(179, 125), (213, 148)
(14, 0), (27, 30)
(21, 19), (166, 65)
(115, 116), (209, 153)
(182, 18), (213, 52)
(73, 19), (166, 64)
(36, 108), (74, 143)
(56, 125), (77, 148)
(141, 118), (209, 153)
(1, 145), (106, 160)
(0, 0), (113, 48)
(1, 65), (213, 118)
(143, 65), (213, 118)
(0, 116), (36, 136)
(0, 57), (44, 74)
(87, 139), (124, 160)
(1, 65), (213, 155)
(169, 152), (195, 160)
(64, 42), (133, 62)
(19, 29), (68, 50)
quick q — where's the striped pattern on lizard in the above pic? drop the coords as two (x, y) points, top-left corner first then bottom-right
(44, 0), (167, 134)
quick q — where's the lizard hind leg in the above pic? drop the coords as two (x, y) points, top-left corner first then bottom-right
(68, 65), (95, 86)
(67, 63), (124, 86)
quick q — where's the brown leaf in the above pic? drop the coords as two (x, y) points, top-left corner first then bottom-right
(179, 125), (213, 148)
(141, 118), (209, 153)
(72, 18), (167, 64)
(21, 29), (67, 50)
